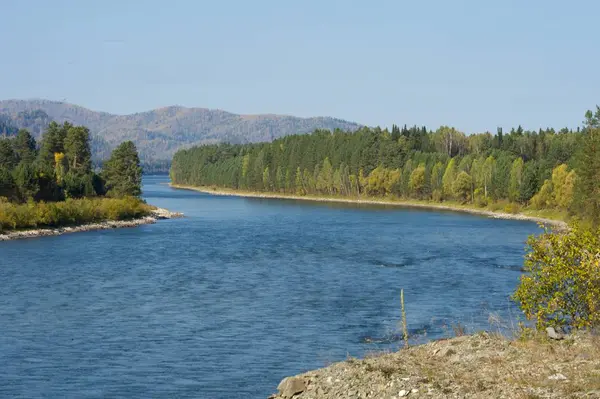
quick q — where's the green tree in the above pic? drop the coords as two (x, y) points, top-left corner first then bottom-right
(241, 154), (251, 189)
(12, 162), (39, 201)
(303, 168), (314, 194)
(575, 108), (600, 225)
(262, 166), (271, 191)
(333, 168), (342, 195)
(275, 166), (284, 192)
(430, 161), (444, 201)
(386, 168), (402, 196)
(519, 161), (539, 203)
(63, 170), (95, 199)
(408, 165), (427, 199)
(317, 157), (334, 194)
(102, 141), (143, 198)
(64, 125), (92, 174)
(508, 158), (524, 202)
(482, 156), (495, 198)
(0, 167), (16, 199)
(0, 138), (16, 170)
(401, 159), (413, 197)
(295, 167), (304, 195)
(471, 157), (483, 193)
(453, 171), (472, 203)
(550, 164), (576, 210)
(530, 179), (553, 210)
(38, 121), (70, 168)
(13, 129), (37, 164)
(442, 158), (457, 199)
(366, 166), (388, 196)
(284, 168), (292, 193)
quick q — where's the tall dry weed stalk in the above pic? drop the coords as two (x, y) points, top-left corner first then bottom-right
(401, 289), (409, 348)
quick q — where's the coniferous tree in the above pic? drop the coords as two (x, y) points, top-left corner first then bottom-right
(102, 141), (143, 198)
(0, 138), (16, 169)
(13, 129), (37, 164)
(575, 108), (600, 225)
(38, 122), (70, 169)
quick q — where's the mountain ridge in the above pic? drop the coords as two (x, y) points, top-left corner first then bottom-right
(0, 99), (363, 161)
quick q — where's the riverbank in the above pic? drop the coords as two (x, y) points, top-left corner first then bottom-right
(0, 207), (183, 241)
(268, 332), (600, 398)
(170, 184), (567, 229)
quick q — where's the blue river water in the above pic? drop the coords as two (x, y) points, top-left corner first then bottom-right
(0, 175), (540, 398)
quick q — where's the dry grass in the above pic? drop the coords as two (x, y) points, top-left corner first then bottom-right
(271, 331), (600, 398)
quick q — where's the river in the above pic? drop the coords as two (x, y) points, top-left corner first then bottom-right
(0, 175), (540, 398)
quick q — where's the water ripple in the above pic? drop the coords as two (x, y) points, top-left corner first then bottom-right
(0, 175), (541, 399)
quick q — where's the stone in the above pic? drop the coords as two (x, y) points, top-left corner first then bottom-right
(546, 326), (564, 340)
(398, 389), (409, 397)
(277, 376), (306, 398)
(411, 389), (419, 393)
(436, 347), (456, 357)
(548, 373), (568, 381)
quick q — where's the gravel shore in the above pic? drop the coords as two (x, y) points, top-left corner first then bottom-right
(171, 184), (567, 229)
(0, 207), (183, 241)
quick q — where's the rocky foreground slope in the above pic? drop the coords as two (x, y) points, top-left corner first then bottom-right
(269, 332), (600, 399)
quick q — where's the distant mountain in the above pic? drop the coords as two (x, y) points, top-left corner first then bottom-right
(0, 99), (362, 161)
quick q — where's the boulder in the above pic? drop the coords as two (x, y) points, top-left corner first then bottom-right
(277, 376), (306, 398)
(436, 347), (456, 357)
(546, 326), (564, 340)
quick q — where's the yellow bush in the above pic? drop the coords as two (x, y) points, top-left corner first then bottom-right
(513, 223), (600, 330)
(503, 202), (521, 214)
(0, 197), (152, 232)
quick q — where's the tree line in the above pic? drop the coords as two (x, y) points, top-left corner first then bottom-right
(0, 121), (142, 202)
(171, 107), (600, 225)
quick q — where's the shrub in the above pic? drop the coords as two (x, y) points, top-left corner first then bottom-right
(503, 202), (521, 214)
(513, 223), (600, 330)
(474, 188), (488, 208)
(0, 197), (152, 232)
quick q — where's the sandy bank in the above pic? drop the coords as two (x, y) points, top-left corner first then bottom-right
(0, 207), (183, 241)
(170, 184), (567, 229)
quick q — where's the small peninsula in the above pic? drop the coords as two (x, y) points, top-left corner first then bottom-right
(0, 122), (181, 240)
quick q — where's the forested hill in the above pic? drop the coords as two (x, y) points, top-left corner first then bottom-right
(0, 99), (362, 163)
(171, 107), (600, 225)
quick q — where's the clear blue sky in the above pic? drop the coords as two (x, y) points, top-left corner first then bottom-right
(1, 0), (598, 132)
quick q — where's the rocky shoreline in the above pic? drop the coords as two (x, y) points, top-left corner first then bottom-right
(268, 332), (600, 398)
(171, 184), (567, 229)
(0, 207), (183, 241)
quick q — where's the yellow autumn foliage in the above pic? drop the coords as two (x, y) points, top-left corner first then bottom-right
(0, 196), (152, 232)
(513, 223), (600, 330)
(54, 152), (65, 164)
